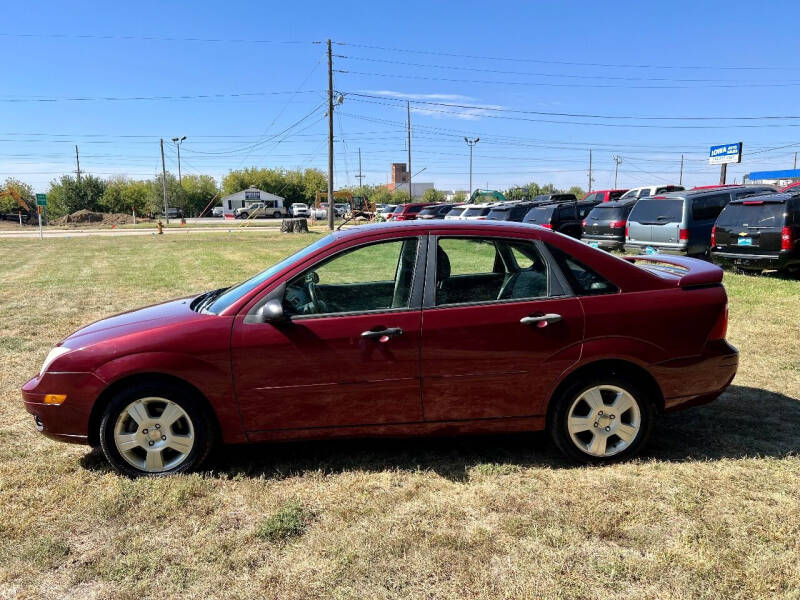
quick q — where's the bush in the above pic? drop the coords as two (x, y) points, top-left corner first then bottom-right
(255, 501), (314, 542)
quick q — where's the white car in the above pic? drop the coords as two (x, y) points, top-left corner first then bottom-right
(460, 203), (496, 220)
(290, 203), (311, 218)
(619, 185), (685, 200)
(444, 205), (468, 220)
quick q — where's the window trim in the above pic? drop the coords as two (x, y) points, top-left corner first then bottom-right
(422, 234), (570, 309)
(246, 235), (427, 323)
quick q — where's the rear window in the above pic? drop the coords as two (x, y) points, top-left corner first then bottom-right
(463, 207), (489, 217)
(419, 206), (438, 216)
(587, 205), (628, 221)
(407, 205), (424, 214)
(717, 202), (786, 229)
(629, 199), (684, 223)
(486, 208), (510, 220)
(524, 207), (554, 223)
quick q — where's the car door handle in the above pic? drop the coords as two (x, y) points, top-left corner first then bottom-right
(520, 313), (562, 327)
(361, 327), (404, 341)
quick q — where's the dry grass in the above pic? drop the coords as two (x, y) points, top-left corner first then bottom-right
(0, 231), (798, 599)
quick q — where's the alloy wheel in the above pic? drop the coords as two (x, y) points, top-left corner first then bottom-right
(566, 385), (641, 458)
(113, 397), (195, 473)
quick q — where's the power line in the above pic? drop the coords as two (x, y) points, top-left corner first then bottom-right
(0, 90), (322, 103)
(0, 32), (309, 45)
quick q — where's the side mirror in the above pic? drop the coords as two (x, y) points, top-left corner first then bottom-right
(252, 299), (288, 324)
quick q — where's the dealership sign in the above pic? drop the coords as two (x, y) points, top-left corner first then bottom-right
(709, 142), (743, 165)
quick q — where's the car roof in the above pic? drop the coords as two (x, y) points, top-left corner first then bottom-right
(594, 199), (636, 208)
(729, 191), (796, 204)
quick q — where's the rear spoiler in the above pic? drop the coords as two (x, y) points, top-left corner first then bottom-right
(622, 254), (723, 287)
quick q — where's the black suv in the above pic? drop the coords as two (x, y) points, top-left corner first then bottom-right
(532, 193), (577, 205)
(418, 204), (458, 219)
(522, 200), (600, 238)
(712, 192), (800, 273)
(486, 202), (537, 222)
(581, 199), (637, 251)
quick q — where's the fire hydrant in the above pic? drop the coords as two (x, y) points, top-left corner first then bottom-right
(157, 220), (164, 235)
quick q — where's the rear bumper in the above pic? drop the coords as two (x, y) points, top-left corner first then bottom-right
(653, 339), (739, 412)
(21, 371), (106, 444)
(624, 243), (687, 256)
(583, 234), (624, 250)
(712, 249), (798, 271)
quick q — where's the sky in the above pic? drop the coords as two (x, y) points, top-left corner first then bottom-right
(4, 0), (800, 195)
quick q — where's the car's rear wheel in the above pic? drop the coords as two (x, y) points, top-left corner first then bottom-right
(548, 376), (655, 464)
(238, 212), (248, 220)
(99, 381), (213, 477)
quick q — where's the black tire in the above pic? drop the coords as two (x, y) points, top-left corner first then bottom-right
(238, 212), (248, 220)
(548, 374), (655, 464)
(98, 380), (214, 477)
(273, 211), (281, 219)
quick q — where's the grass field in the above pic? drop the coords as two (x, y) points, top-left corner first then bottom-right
(0, 231), (798, 599)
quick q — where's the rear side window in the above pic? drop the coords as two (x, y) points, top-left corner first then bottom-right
(692, 193), (729, 221)
(524, 207), (554, 223)
(547, 245), (618, 296)
(716, 203), (786, 229)
(609, 190), (625, 201)
(629, 199), (684, 223)
(557, 205), (575, 220)
(407, 205), (424, 214)
(462, 207), (486, 217)
(639, 189), (651, 198)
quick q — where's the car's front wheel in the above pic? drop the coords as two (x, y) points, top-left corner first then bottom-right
(548, 375), (655, 464)
(99, 381), (214, 477)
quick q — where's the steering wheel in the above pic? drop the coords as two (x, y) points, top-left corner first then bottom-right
(497, 272), (520, 300)
(305, 272), (326, 313)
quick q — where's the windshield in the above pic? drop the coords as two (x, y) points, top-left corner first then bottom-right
(629, 199), (684, 223)
(717, 203), (786, 229)
(203, 236), (330, 314)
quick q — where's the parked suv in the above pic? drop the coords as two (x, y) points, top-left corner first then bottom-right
(486, 202), (537, 222)
(523, 200), (599, 238)
(581, 199), (637, 251)
(235, 201), (287, 219)
(619, 185), (685, 201)
(711, 192), (800, 273)
(418, 204), (458, 219)
(625, 185), (776, 256)
(532, 193), (577, 204)
(290, 203), (311, 218)
(391, 203), (437, 221)
(582, 189), (628, 203)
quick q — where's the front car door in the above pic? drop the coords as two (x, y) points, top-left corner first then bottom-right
(420, 233), (584, 422)
(231, 233), (425, 435)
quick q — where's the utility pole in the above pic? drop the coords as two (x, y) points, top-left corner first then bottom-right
(794, 152), (797, 170)
(613, 155), (623, 189)
(327, 39), (335, 231)
(719, 163), (727, 186)
(588, 149), (593, 192)
(464, 137), (480, 198)
(171, 136), (186, 186)
(160, 138), (169, 224)
(356, 148), (365, 188)
(680, 154), (684, 185)
(75, 145), (82, 183)
(407, 101), (412, 199)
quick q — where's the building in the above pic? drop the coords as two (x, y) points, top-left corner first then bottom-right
(220, 187), (285, 216)
(384, 163), (434, 199)
(746, 169), (800, 188)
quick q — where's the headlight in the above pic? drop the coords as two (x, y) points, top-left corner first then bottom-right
(40, 346), (71, 376)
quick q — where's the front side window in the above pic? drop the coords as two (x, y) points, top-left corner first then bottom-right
(435, 237), (548, 305)
(284, 239), (419, 316)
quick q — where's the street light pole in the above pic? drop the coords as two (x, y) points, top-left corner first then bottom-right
(171, 136), (186, 186)
(464, 137), (479, 198)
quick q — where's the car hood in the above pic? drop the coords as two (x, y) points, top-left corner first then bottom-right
(62, 296), (201, 347)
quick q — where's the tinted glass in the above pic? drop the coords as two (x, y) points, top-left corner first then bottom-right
(523, 207), (555, 223)
(691, 193), (729, 221)
(583, 193), (599, 203)
(486, 208), (510, 220)
(608, 190), (625, 201)
(639, 189), (651, 198)
(463, 207), (489, 217)
(716, 203), (786, 229)
(418, 206), (438, 216)
(586, 205), (628, 221)
(392, 206), (404, 213)
(284, 239), (419, 316)
(629, 199), (684, 223)
(407, 205), (424, 213)
(547, 245), (618, 296)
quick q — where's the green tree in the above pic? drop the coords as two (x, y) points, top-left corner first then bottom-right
(181, 174), (219, 216)
(102, 177), (150, 216)
(46, 175), (106, 217)
(391, 189), (411, 204)
(567, 185), (587, 198)
(1, 177), (34, 213)
(369, 187), (394, 205)
(421, 188), (445, 203)
(221, 167), (327, 205)
(450, 191), (467, 204)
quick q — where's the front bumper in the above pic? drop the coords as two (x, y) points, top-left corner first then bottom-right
(21, 371), (107, 444)
(653, 339), (739, 412)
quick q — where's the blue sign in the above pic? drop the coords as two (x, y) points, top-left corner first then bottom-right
(709, 142), (742, 165)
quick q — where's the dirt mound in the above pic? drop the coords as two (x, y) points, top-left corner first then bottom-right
(54, 210), (149, 226)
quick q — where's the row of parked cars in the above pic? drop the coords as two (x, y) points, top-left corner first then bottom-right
(378, 182), (800, 274)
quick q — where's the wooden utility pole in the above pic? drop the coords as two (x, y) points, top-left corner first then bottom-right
(680, 154), (684, 185)
(75, 145), (82, 183)
(613, 155), (622, 188)
(719, 163), (727, 186)
(794, 152), (797, 170)
(356, 148), (364, 188)
(588, 149), (592, 192)
(160, 138), (169, 224)
(407, 101), (412, 199)
(327, 39), (335, 231)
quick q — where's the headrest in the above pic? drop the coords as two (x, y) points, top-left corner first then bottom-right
(436, 245), (451, 282)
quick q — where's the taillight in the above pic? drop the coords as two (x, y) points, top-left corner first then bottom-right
(708, 304), (728, 341)
(625, 224), (630, 239)
(582, 220), (587, 227)
(541, 223), (552, 229)
(781, 226), (794, 251)
(609, 220), (626, 229)
(711, 225), (717, 248)
(679, 228), (689, 241)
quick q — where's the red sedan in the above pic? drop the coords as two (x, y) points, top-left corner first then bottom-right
(22, 221), (737, 475)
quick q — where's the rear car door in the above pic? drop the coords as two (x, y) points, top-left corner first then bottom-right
(420, 234), (584, 421)
(231, 234), (425, 433)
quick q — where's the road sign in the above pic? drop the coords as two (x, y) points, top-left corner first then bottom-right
(709, 143), (743, 165)
(36, 193), (47, 206)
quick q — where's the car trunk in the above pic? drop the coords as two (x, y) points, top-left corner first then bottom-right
(584, 206), (627, 239)
(627, 198), (684, 245)
(714, 201), (786, 254)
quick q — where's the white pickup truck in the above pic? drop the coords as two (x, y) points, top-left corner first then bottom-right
(234, 201), (288, 219)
